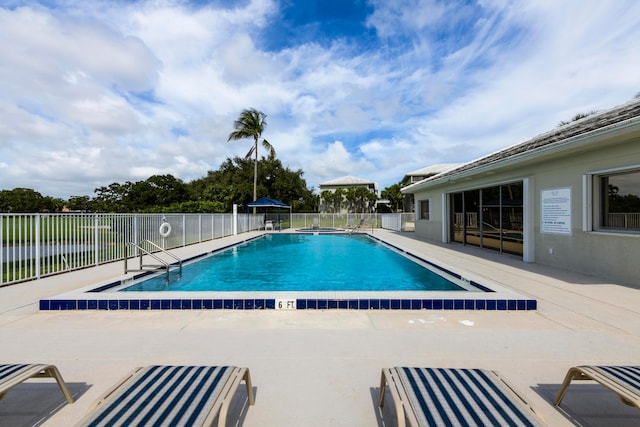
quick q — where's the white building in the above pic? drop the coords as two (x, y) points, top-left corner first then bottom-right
(403, 164), (463, 185)
(318, 176), (378, 214)
(402, 99), (640, 285)
(402, 164), (462, 212)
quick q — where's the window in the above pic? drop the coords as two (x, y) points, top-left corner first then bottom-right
(599, 169), (640, 231)
(419, 200), (430, 220)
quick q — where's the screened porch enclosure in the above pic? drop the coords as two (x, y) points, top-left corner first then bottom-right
(450, 182), (524, 256)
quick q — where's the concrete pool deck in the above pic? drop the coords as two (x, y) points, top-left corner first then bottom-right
(1, 229), (639, 426)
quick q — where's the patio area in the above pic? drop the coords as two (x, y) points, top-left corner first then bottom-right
(1, 230), (639, 426)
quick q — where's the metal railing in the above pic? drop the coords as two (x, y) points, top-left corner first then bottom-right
(287, 213), (380, 229)
(606, 213), (640, 229)
(0, 212), (258, 286)
(1, 211), (414, 287)
(125, 240), (182, 284)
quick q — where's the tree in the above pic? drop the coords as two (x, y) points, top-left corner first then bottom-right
(147, 200), (226, 213)
(330, 188), (345, 213)
(381, 183), (403, 212)
(125, 174), (188, 211)
(92, 182), (132, 212)
(187, 155), (316, 212)
(558, 110), (598, 127)
(41, 196), (65, 212)
(68, 195), (91, 212)
(190, 157), (255, 211)
(321, 190), (336, 213)
(227, 108), (275, 212)
(258, 156), (313, 208)
(354, 186), (376, 213)
(365, 188), (378, 212)
(0, 188), (43, 212)
(344, 187), (359, 213)
(0, 188), (65, 212)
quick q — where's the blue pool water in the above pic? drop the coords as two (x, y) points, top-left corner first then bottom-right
(121, 234), (465, 292)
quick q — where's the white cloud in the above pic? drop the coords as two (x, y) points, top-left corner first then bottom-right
(1, 0), (640, 199)
(366, 0), (447, 38)
(309, 141), (375, 184)
(407, 0), (640, 165)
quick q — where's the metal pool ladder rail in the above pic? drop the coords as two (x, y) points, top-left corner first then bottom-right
(124, 240), (183, 283)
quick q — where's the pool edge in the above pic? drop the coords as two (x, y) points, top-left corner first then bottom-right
(39, 297), (537, 311)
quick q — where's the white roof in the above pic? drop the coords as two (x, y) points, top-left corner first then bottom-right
(405, 164), (463, 176)
(319, 176), (376, 186)
(402, 99), (640, 194)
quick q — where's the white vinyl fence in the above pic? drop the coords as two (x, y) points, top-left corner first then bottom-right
(380, 213), (415, 232)
(0, 212), (263, 286)
(1, 211), (413, 286)
(287, 213), (414, 231)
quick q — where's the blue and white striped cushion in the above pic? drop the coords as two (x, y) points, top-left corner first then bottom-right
(0, 364), (33, 382)
(398, 367), (539, 427)
(81, 365), (232, 427)
(591, 366), (640, 394)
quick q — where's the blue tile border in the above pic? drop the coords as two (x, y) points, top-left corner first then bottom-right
(39, 297), (537, 311)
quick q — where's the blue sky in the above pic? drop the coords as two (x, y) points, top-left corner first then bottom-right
(1, 0), (640, 199)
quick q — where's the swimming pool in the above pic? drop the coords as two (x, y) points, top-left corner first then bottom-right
(39, 232), (538, 311)
(118, 234), (468, 292)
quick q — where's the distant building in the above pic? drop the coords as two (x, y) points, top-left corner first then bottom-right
(403, 164), (463, 185)
(402, 164), (461, 212)
(402, 99), (640, 285)
(318, 176), (378, 213)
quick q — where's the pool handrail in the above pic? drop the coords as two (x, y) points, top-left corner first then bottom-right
(124, 241), (182, 283)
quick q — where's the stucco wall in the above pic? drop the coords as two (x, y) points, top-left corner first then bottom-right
(530, 140), (640, 285)
(411, 136), (640, 286)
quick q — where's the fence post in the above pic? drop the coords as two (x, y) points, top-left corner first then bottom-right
(94, 214), (99, 266)
(35, 214), (41, 279)
(0, 215), (3, 285)
(233, 204), (238, 235)
(133, 215), (138, 246)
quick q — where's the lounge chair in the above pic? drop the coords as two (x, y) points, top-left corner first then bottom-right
(349, 219), (365, 233)
(379, 367), (542, 427)
(0, 363), (74, 403)
(76, 365), (253, 427)
(554, 365), (640, 408)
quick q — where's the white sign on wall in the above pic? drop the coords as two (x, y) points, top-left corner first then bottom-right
(541, 187), (572, 235)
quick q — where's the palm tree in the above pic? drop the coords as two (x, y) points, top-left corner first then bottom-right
(228, 108), (275, 211)
(332, 187), (345, 213)
(320, 190), (333, 213)
(320, 188), (344, 213)
(381, 183), (403, 212)
(344, 187), (359, 213)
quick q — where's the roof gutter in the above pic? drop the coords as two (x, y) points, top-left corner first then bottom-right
(402, 116), (640, 194)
